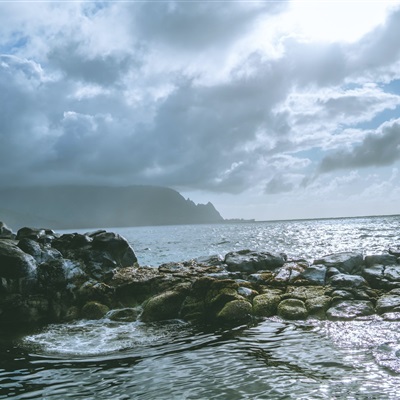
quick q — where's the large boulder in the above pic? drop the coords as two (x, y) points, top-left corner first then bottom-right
(225, 250), (286, 274)
(277, 298), (308, 320)
(326, 300), (374, 320)
(0, 240), (37, 279)
(314, 252), (363, 275)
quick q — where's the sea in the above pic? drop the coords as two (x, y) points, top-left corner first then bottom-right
(2, 215), (400, 399)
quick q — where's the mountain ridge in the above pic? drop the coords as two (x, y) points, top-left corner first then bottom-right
(0, 185), (224, 230)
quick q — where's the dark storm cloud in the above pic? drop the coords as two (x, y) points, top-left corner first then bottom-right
(319, 120), (400, 173)
(1, 1), (400, 197)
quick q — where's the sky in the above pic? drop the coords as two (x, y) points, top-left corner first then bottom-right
(1, 0), (400, 221)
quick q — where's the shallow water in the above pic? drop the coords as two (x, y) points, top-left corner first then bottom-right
(3, 317), (400, 399)
(2, 215), (400, 399)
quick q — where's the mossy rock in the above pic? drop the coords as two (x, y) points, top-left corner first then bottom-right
(305, 296), (331, 318)
(253, 292), (281, 317)
(141, 290), (186, 322)
(81, 301), (110, 320)
(216, 300), (252, 324)
(277, 298), (308, 320)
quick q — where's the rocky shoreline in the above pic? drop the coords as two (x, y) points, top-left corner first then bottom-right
(1, 221), (400, 327)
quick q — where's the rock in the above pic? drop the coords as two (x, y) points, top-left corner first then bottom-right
(305, 296), (331, 318)
(365, 254), (398, 267)
(381, 312), (400, 321)
(376, 294), (400, 314)
(277, 299), (308, 320)
(328, 273), (368, 289)
(314, 252), (363, 275)
(196, 254), (224, 266)
(282, 286), (326, 301)
(253, 292), (281, 317)
(273, 262), (308, 285)
(0, 221), (15, 239)
(299, 264), (327, 285)
(92, 232), (137, 267)
(216, 300), (252, 324)
(16, 227), (47, 241)
(37, 259), (67, 291)
(141, 290), (187, 322)
(107, 308), (141, 322)
(330, 290), (354, 300)
(0, 240), (37, 279)
(225, 250), (286, 274)
(363, 265), (400, 290)
(326, 300), (374, 320)
(18, 238), (62, 264)
(81, 301), (110, 320)
(389, 247), (400, 257)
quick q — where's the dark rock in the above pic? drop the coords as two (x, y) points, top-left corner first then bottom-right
(376, 294), (400, 314)
(16, 227), (47, 241)
(0, 222), (16, 239)
(273, 262), (307, 285)
(37, 259), (67, 291)
(253, 292), (281, 317)
(18, 238), (62, 264)
(277, 299), (308, 320)
(363, 265), (400, 290)
(0, 240), (37, 279)
(196, 254), (224, 266)
(299, 264), (327, 285)
(314, 252), (363, 275)
(365, 254), (398, 267)
(141, 290), (187, 322)
(107, 308), (141, 322)
(330, 290), (354, 300)
(81, 301), (110, 320)
(216, 300), (252, 324)
(305, 296), (331, 318)
(225, 250), (286, 274)
(389, 247), (400, 258)
(328, 273), (368, 289)
(326, 300), (374, 320)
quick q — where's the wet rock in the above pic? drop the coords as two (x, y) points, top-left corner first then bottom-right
(299, 264), (327, 285)
(0, 222), (15, 239)
(16, 227), (47, 241)
(363, 265), (400, 290)
(216, 300), (252, 324)
(277, 298), (308, 320)
(273, 262), (307, 286)
(314, 252), (363, 275)
(0, 240), (37, 279)
(37, 259), (67, 291)
(107, 307), (141, 322)
(81, 301), (110, 320)
(282, 286), (326, 302)
(376, 294), (400, 314)
(326, 300), (374, 320)
(141, 290), (187, 322)
(365, 254), (398, 267)
(305, 296), (331, 318)
(92, 232), (137, 267)
(330, 289), (354, 300)
(389, 247), (400, 258)
(225, 250), (286, 274)
(381, 312), (400, 321)
(328, 273), (368, 289)
(18, 238), (62, 264)
(196, 254), (224, 266)
(252, 292), (281, 317)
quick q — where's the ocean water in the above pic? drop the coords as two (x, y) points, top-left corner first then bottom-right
(1, 215), (400, 399)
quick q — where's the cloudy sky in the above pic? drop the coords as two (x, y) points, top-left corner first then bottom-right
(1, 0), (400, 221)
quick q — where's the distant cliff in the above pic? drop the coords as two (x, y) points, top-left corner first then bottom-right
(0, 185), (224, 229)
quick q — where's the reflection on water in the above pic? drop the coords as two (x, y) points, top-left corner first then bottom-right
(2, 317), (400, 399)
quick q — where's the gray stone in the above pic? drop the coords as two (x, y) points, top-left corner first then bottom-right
(314, 252), (363, 275)
(326, 300), (374, 320)
(300, 264), (327, 285)
(216, 300), (252, 324)
(225, 250), (286, 274)
(376, 295), (400, 314)
(365, 254), (398, 267)
(328, 273), (368, 288)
